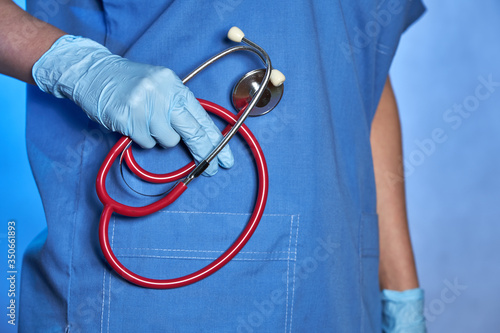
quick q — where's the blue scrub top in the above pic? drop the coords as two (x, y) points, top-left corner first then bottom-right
(20, 1), (424, 332)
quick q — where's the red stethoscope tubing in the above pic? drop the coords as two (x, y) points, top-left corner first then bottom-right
(96, 99), (268, 289)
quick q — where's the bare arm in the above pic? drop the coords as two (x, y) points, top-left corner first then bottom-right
(0, 0), (65, 84)
(371, 76), (419, 291)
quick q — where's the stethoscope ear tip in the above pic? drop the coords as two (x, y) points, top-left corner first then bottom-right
(227, 26), (245, 42)
(270, 69), (286, 87)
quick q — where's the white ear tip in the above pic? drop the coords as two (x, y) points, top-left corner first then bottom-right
(270, 69), (286, 86)
(228, 26), (245, 42)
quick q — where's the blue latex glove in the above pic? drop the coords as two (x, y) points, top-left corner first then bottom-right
(381, 288), (426, 333)
(32, 35), (233, 176)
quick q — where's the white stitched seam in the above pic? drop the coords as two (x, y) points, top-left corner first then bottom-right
(107, 218), (116, 333)
(113, 248), (290, 254)
(115, 254), (292, 261)
(158, 211), (293, 217)
(107, 271), (111, 333)
(111, 216), (116, 250)
(289, 214), (300, 333)
(100, 270), (106, 333)
(284, 215), (294, 332)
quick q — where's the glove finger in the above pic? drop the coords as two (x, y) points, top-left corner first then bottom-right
(111, 107), (156, 149)
(184, 92), (234, 169)
(170, 105), (218, 176)
(150, 111), (181, 148)
(128, 127), (156, 149)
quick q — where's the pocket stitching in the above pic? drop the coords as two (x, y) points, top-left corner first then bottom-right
(284, 214), (294, 332)
(111, 211), (297, 260)
(113, 248), (290, 254)
(116, 254), (292, 261)
(288, 214), (300, 333)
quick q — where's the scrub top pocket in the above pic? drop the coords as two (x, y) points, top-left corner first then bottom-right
(99, 211), (300, 333)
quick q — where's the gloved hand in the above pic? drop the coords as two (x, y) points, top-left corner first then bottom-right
(32, 35), (233, 176)
(381, 288), (426, 333)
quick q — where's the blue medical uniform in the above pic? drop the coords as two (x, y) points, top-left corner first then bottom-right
(20, 1), (424, 332)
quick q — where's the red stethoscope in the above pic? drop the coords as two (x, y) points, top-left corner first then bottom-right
(96, 27), (285, 289)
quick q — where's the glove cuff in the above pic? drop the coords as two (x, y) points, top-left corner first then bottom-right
(381, 288), (426, 333)
(32, 35), (113, 99)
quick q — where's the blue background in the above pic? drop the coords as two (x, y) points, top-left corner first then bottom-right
(0, 0), (499, 332)
(1, 1), (47, 332)
(390, 0), (500, 332)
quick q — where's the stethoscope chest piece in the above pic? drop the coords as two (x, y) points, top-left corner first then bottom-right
(232, 68), (284, 116)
